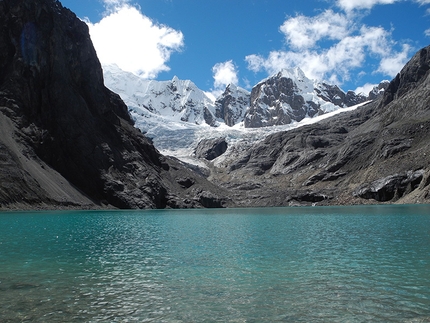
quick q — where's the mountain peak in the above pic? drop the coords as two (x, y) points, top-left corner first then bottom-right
(215, 84), (250, 127)
(226, 83), (238, 92)
(278, 67), (307, 82)
(172, 75), (180, 83)
(245, 67), (367, 128)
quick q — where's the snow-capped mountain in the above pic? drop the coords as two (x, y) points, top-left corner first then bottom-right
(102, 64), (378, 163)
(244, 67), (367, 128)
(104, 65), (370, 130)
(103, 64), (219, 126)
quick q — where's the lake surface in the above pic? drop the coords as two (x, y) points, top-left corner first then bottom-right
(1, 205), (430, 322)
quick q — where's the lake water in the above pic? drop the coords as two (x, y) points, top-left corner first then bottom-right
(1, 205), (430, 322)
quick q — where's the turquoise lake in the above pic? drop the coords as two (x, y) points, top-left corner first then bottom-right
(1, 205), (430, 322)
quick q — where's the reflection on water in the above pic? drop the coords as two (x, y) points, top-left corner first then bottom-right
(1, 205), (430, 322)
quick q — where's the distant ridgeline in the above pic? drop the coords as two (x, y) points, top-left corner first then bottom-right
(0, 0), (429, 210)
(104, 64), (389, 129)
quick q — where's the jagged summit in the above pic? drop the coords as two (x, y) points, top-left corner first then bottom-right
(224, 83), (240, 93)
(104, 65), (376, 130)
(214, 83), (250, 127)
(103, 64), (218, 126)
(172, 75), (180, 83)
(257, 67), (309, 87)
(244, 68), (367, 128)
(368, 80), (390, 100)
(279, 66), (307, 79)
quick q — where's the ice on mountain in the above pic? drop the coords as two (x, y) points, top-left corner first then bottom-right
(103, 64), (373, 165)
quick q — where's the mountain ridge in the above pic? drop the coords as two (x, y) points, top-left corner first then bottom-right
(0, 0), (429, 210)
(0, 0), (231, 210)
(104, 64), (387, 131)
(207, 45), (430, 206)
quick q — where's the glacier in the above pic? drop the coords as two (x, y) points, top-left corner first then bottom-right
(102, 64), (373, 166)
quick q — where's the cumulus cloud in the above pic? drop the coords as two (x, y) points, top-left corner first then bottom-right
(336, 0), (399, 12)
(355, 82), (378, 95)
(377, 44), (411, 76)
(211, 60), (239, 96)
(280, 10), (349, 50)
(337, 0), (430, 12)
(87, 4), (183, 78)
(246, 9), (411, 86)
(426, 28), (430, 36)
(101, 0), (130, 13)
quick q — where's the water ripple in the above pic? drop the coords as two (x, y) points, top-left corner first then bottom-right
(1, 205), (430, 322)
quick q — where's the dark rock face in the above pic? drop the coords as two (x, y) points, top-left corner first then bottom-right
(315, 83), (367, 107)
(176, 177), (195, 189)
(0, 0), (231, 209)
(215, 84), (250, 127)
(245, 75), (307, 128)
(345, 90), (367, 106)
(197, 190), (225, 208)
(195, 138), (228, 161)
(354, 170), (424, 202)
(368, 81), (390, 100)
(315, 83), (346, 106)
(1, 0), (140, 204)
(383, 47), (430, 107)
(243, 69), (367, 128)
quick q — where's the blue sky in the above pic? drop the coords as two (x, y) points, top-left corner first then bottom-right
(60, 0), (430, 96)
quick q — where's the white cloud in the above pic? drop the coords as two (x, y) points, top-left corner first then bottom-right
(103, 0), (128, 5)
(87, 4), (184, 79)
(425, 28), (430, 36)
(246, 10), (411, 86)
(377, 44), (411, 76)
(336, 0), (399, 12)
(101, 0), (130, 13)
(280, 10), (350, 50)
(336, 0), (430, 12)
(355, 82), (378, 95)
(211, 60), (239, 96)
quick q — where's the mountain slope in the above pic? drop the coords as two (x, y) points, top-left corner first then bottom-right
(1, 0), (428, 210)
(0, 0), (231, 210)
(209, 46), (430, 206)
(103, 64), (384, 163)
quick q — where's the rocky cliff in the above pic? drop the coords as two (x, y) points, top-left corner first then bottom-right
(1, 0), (429, 210)
(0, 0), (231, 210)
(209, 46), (430, 206)
(214, 84), (250, 127)
(244, 68), (368, 128)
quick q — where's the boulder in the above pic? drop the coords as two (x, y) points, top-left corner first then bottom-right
(354, 170), (425, 202)
(195, 138), (228, 161)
